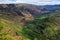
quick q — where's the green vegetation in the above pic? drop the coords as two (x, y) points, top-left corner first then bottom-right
(0, 22), (3, 31)
(0, 14), (23, 40)
(22, 16), (60, 40)
(0, 13), (60, 40)
(0, 4), (60, 40)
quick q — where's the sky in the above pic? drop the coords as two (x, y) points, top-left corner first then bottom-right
(0, 0), (60, 5)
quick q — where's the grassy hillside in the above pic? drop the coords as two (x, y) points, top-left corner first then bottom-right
(0, 4), (60, 40)
(22, 13), (60, 40)
(0, 14), (25, 40)
(0, 12), (60, 40)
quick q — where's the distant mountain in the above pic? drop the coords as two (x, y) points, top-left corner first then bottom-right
(39, 5), (60, 12)
(0, 4), (60, 17)
(0, 4), (60, 21)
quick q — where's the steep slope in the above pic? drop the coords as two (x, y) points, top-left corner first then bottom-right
(0, 4), (60, 40)
(0, 4), (40, 40)
(0, 14), (29, 40)
(0, 4), (33, 26)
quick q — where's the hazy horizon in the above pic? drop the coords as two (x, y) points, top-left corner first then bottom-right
(0, 0), (60, 5)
